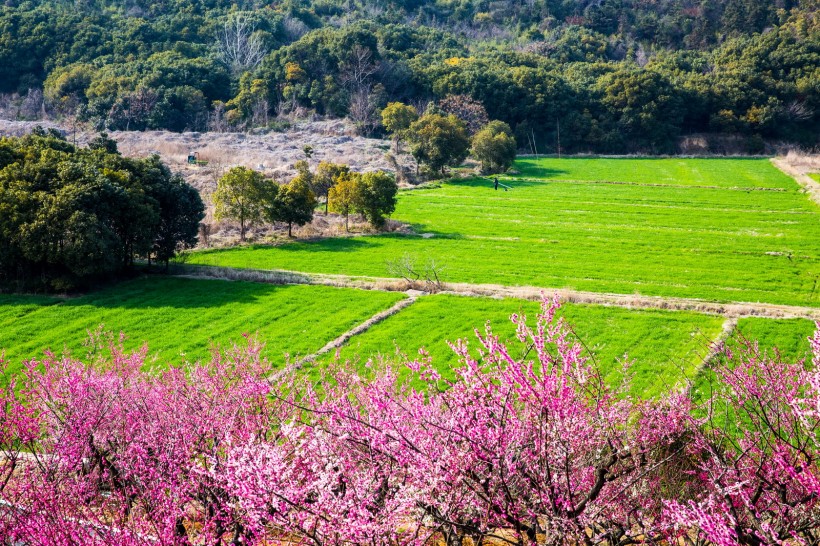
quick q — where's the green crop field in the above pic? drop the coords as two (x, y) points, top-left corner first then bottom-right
(182, 158), (820, 307)
(0, 277), (404, 373)
(731, 317), (816, 361)
(321, 294), (724, 398)
(512, 157), (798, 189)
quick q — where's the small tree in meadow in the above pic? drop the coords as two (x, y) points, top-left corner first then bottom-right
(472, 120), (517, 173)
(381, 102), (418, 153)
(328, 172), (359, 231)
(406, 113), (470, 177)
(271, 176), (316, 237)
(313, 161), (350, 214)
(355, 171), (397, 228)
(213, 166), (275, 242)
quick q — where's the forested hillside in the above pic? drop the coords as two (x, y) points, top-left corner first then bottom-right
(1, 0), (817, 152)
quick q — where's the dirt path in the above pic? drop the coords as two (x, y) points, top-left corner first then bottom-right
(293, 295), (418, 368)
(171, 264), (820, 320)
(685, 317), (738, 393)
(772, 157), (820, 206)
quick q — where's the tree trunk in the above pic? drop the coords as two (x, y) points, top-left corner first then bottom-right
(288, 222), (293, 237)
(240, 217), (246, 242)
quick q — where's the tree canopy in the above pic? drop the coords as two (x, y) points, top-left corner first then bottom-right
(0, 130), (204, 291)
(0, 0), (817, 152)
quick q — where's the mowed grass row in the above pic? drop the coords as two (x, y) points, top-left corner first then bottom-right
(0, 277), (405, 373)
(184, 158), (820, 306)
(321, 294), (725, 398)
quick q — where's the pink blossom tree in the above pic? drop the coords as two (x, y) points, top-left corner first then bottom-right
(0, 333), (280, 545)
(307, 298), (692, 546)
(664, 332), (820, 546)
(2, 299), (820, 546)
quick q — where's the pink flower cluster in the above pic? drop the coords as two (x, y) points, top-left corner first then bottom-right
(0, 298), (818, 546)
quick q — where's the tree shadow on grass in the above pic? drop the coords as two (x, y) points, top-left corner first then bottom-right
(273, 237), (373, 253)
(509, 158), (570, 179)
(55, 276), (327, 310)
(448, 176), (558, 189)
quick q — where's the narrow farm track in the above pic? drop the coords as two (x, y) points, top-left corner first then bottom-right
(171, 264), (820, 320)
(292, 295), (418, 368)
(772, 158), (820, 207)
(688, 317), (738, 392)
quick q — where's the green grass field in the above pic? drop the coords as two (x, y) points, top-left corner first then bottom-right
(0, 277), (404, 373)
(182, 158), (820, 307)
(512, 157), (797, 189)
(810, 173), (820, 183)
(322, 294), (724, 397)
(731, 317), (816, 361)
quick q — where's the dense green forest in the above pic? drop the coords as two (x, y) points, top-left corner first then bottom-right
(0, 130), (204, 291)
(1, 0), (818, 152)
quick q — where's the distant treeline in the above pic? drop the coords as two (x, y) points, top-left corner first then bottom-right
(1, 0), (817, 153)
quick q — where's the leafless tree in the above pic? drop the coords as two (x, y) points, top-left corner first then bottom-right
(251, 96), (270, 127)
(282, 16), (309, 41)
(786, 100), (814, 122)
(217, 14), (267, 75)
(386, 254), (446, 293)
(348, 87), (380, 133)
(341, 45), (379, 91)
(208, 102), (229, 133)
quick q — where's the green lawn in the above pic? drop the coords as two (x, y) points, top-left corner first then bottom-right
(321, 294), (724, 398)
(810, 173), (820, 183)
(182, 158), (820, 307)
(731, 317), (816, 361)
(0, 277), (404, 373)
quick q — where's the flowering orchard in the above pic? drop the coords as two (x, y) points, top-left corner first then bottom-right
(1, 299), (819, 546)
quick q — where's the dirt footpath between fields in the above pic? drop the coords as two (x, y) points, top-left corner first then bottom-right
(773, 155), (820, 206)
(171, 264), (820, 321)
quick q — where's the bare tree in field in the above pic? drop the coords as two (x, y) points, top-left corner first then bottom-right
(217, 14), (267, 75)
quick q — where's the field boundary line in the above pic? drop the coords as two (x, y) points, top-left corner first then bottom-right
(169, 264), (820, 320)
(772, 158), (820, 207)
(688, 317), (738, 393)
(292, 296), (418, 368)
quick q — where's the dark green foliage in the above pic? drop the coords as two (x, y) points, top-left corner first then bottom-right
(0, 0), (816, 151)
(0, 132), (204, 291)
(472, 121), (516, 173)
(271, 177), (317, 237)
(354, 171), (398, 228)
(407, 114), (470, 175)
